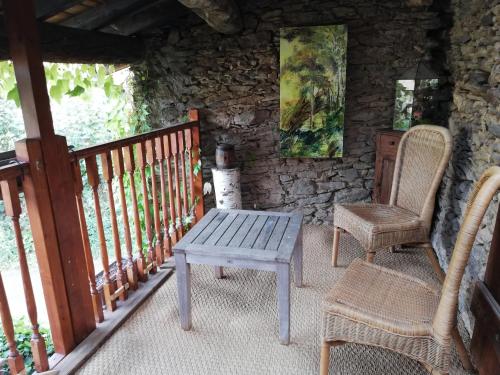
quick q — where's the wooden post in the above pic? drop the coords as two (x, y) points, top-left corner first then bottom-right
(5, 0), (95, 353)
(188, 109), (205, 222)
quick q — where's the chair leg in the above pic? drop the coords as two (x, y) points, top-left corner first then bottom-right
(332, 226), (341, 267)
(424, 245), (445, 283)
(366, 251), (376, 263)
(320, 341), (331, 375)
(451, 325), (474, 371)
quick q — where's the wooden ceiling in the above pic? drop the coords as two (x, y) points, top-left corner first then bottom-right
(0, 0), (242, 63)
(38, 0), (189, 36)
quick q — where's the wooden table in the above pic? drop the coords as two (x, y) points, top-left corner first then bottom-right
(173, 208), (303, 345)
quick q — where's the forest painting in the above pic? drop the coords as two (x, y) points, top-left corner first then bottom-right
(280, 25), (347, 158)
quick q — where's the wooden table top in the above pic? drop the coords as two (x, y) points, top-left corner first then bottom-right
(173, 209), (303, 263)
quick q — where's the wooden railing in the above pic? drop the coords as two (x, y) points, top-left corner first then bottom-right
(70, 111), (203, 320)
(0, 111), (204, 373)
(0, 162), (50, 374)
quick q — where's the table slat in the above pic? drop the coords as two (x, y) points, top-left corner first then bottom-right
(216, 214), (248, 246)
(253, 216), (279, 249)
(265, 216), (290, 251)
(228, 214), (259, 247)
(193, 212), (228, 244)
(173, 209), (220, 251)
(204, 213), (239, 246)
(241, 215), (268, 248)
(276, 213), (303, 262)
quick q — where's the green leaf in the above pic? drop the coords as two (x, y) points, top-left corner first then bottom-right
(49, 83), (63, 102)
(104, 80), (112, 97)
(7, 87), (20, 106)
(97, 65), (106, 81)
(67, 85), (85, 97)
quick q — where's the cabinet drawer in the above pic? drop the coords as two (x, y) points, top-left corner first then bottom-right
(378, 134), (401, 156)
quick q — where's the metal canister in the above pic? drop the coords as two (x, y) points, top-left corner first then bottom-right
(215, 143), (236, 169)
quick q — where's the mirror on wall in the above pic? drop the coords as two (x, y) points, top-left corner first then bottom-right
(392, 78), (441, 131)
(393, 80), (415, 131)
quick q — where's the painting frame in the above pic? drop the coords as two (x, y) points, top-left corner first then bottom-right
(279, 24), (348, 158)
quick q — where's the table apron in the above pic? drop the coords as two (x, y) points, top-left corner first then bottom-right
(185, 254), (281, 272)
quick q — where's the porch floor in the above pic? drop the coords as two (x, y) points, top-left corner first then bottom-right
(77, 225), (473, 375)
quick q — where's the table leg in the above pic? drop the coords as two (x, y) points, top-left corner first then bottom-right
(294, 227), (303, 287)
(214, 266), (224, 279)
(277, 262), (290, 345)
(174, 253), (192, 330)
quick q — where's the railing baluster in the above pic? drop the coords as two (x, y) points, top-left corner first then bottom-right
(123, 145), (148, 282)
(71, 162), (104, 323)
(155, 137), (172, 258)
(1, 179), (49, 373)
(112, 149), (138, 291)
(136, 142), (157, 274)
(85, 156), (116, 311)
(163, 135), (178, 244)
(146, 140), (164, 266)
(0, 271), (25, 374)
(177, 130), (189, 224)
(101, 152), (128, 301)
(170, 133), (184, 238)
(185, 128), (195, 217)
(188, 109), (205, 222)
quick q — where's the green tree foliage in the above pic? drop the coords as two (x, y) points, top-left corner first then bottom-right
(280, 25), (347, 158)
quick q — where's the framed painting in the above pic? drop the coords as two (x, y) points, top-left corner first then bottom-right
(279, 25), (347, 158)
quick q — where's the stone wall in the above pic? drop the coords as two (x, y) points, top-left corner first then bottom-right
(431, 0), (499, 334)
(134, 0), (445, 223)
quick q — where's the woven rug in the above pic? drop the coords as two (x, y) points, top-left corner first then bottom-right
(77, 225), (473, 375)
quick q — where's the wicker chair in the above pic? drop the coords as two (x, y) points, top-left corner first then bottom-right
(332, 125), (452, 274)
(320, 166), (500, 375)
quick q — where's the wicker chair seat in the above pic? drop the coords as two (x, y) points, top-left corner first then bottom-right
(323, 259), (440, 335)
(334, 203), (429, 251)
(322, 259), (448, 371)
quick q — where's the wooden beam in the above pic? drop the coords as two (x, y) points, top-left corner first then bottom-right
(177, 0), (242, 34)
(4, 0), (95, 354)
(35, 0), (82, 20)
(0, 17), (145, 63)
(60, 0), (154, 31)
(99, 0), (185, 36)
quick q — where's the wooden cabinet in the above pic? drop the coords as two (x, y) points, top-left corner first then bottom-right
(373, 129), (404, 204)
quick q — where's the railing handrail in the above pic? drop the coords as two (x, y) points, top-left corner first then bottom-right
(0, 161), (29, 181)
(71, 121), (199, 161)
